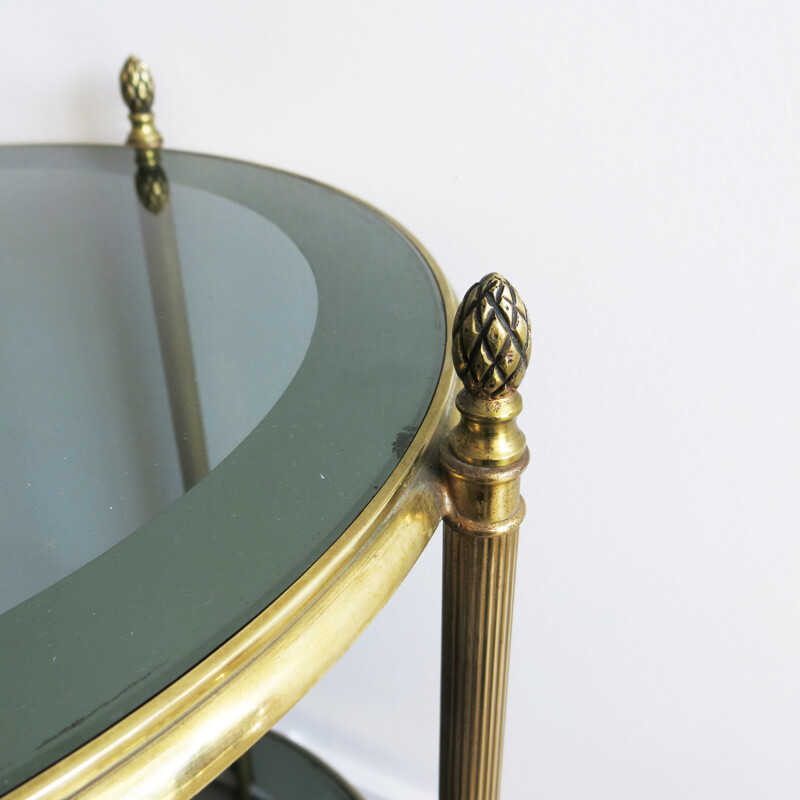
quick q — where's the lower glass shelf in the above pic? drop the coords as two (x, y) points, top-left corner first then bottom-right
(198, 732), (362, 800)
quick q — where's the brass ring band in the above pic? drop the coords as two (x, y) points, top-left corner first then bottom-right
(440, 443), (530, 485)
(444, 497), (526, 538)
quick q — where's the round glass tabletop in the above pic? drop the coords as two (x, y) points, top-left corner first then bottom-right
(0, 146), (447, 795)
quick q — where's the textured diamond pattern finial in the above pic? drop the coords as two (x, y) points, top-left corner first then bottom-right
(452, 273), (531, 399)
(119, 55), (163, 150)
(120, 56), (155, 114)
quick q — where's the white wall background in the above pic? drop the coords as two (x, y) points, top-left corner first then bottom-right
(3, 2), (799, 798)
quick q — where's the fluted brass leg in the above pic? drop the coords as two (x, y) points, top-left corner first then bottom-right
(440, 274), (531, 800)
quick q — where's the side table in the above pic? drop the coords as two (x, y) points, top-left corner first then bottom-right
(0, 57), (532, 800)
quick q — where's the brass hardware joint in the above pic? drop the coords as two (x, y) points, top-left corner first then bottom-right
(441, 389), (528, 534)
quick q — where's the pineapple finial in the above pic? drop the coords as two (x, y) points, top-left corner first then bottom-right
(451, 273), (531, 400)
(120, 55), (163, 150)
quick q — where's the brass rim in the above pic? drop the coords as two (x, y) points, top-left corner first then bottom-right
(4, 148), (458, 800)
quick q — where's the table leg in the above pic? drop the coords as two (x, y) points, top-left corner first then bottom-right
(440, 273), (531, 800)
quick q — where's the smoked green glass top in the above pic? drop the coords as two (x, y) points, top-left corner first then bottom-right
(0, 146), (446, 794)
(0, 161), (317, 615)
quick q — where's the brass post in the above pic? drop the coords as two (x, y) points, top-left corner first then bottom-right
(440, 273), (531, 800)
(120, 55), (210, 492)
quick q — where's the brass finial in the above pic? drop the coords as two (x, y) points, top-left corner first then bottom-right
(452, 272), (531, 399)
(448, 273), (531, 466)
(120, 55), (163, 149)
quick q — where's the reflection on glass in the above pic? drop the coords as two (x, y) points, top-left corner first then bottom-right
(134, 150), (170, 216)
(0, 155), (318, 615)
(134, 148), (210, 491)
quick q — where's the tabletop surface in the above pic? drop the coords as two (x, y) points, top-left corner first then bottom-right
(0, 145), (446, 795)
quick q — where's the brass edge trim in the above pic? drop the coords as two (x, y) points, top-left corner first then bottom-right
(5, 160), (459, 800)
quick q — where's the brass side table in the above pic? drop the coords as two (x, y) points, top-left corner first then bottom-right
(0, 58), (531, 800)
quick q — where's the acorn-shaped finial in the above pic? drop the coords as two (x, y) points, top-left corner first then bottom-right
(120, 55), (163, 149)
(452, 273), (531, 399)
(120, 55), (155, 113)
